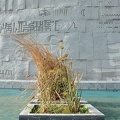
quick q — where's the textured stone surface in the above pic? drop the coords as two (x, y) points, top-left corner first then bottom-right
(0, 0), (120, 86)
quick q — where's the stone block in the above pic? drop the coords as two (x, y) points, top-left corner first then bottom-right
(55, 20), (85, 33)
(39, 0), (52, 8)
(79, 0), (92, 6)
(4, 81), (13, 88)
(18, 9), (39, 21)
(86, 20), (103, 32)
(79, 81), (89, 90)
(52, 0), (78, 7)
(0, 0), (6, 11)
(100, 7), (120, 19)
(14, 61), (29, 80)
(7, 0), (14, 11)
(0, 52), (10, 61)
(102, 60), (115, 69)
(106, 82), (114, 90)
(87, 60), (102, 73)
(107, 48), (119, 53)
(50, 44), (58, 56)
(93, 33), (107, 59)
(31, 33), (51, 45)
(92, 0), (100, 6)
(89, 82), (98, 89)
(17, 0), (26, 10)
(72, 59), (87, 71)
(79, 33), (93, 59)
(26, 0), (39, 9)
(107, 33), (120, 44)
(77, 20), (86, 32)
(20, 82), (30, 89)
(101, 71), (116, 81)
(114, 82), (120, 90)
(103, 0), (118, 7)
(85, 7), (99, 20)
(70, 6), (86, 20)
(64, 33), (79, 59)
(86, 73), (101, 81)
(12, 82), (22, 88)
(97, 82), (107, 90)
(0, 81), (5, 88)
(28, 60), (37, 79)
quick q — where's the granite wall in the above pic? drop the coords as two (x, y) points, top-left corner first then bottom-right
(0, 0), (120, 81)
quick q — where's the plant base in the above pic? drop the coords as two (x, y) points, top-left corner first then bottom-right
(19, 104), (105, 120)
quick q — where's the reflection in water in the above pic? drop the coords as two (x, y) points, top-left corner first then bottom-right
(0, 89), (34, 120)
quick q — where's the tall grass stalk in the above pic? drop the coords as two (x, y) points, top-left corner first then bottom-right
(12, 34), (82, 113)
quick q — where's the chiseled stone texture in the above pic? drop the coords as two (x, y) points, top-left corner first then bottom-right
(0, 0), (120, 87)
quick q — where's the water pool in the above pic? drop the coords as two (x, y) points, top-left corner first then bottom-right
(79, 90), (120, 120)
(0, 89), (120, 120)
(0, 89), (34, 120)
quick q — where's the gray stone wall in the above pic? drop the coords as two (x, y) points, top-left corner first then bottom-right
(0, 0), (120, 81)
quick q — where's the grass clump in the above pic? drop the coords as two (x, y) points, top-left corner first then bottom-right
(12, 34), (87, 114)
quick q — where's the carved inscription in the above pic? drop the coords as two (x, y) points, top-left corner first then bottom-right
(98, 20), (120, 32)
(0, 20), (60, 34)
(0, 69), (14, 79)
(0, 20), (78, 34)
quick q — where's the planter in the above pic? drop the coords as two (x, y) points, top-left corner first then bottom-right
(19, 103), (105, 120)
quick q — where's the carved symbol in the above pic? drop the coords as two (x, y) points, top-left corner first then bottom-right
(108, 1), (113, 6)
(39, 8), (51, 17)
(14, 45), (30, 61)
(68, 22), (77, 30)
(81, 9), (85, 16)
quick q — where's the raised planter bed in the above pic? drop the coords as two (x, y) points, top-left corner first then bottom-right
(19, 103), (105, 120)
